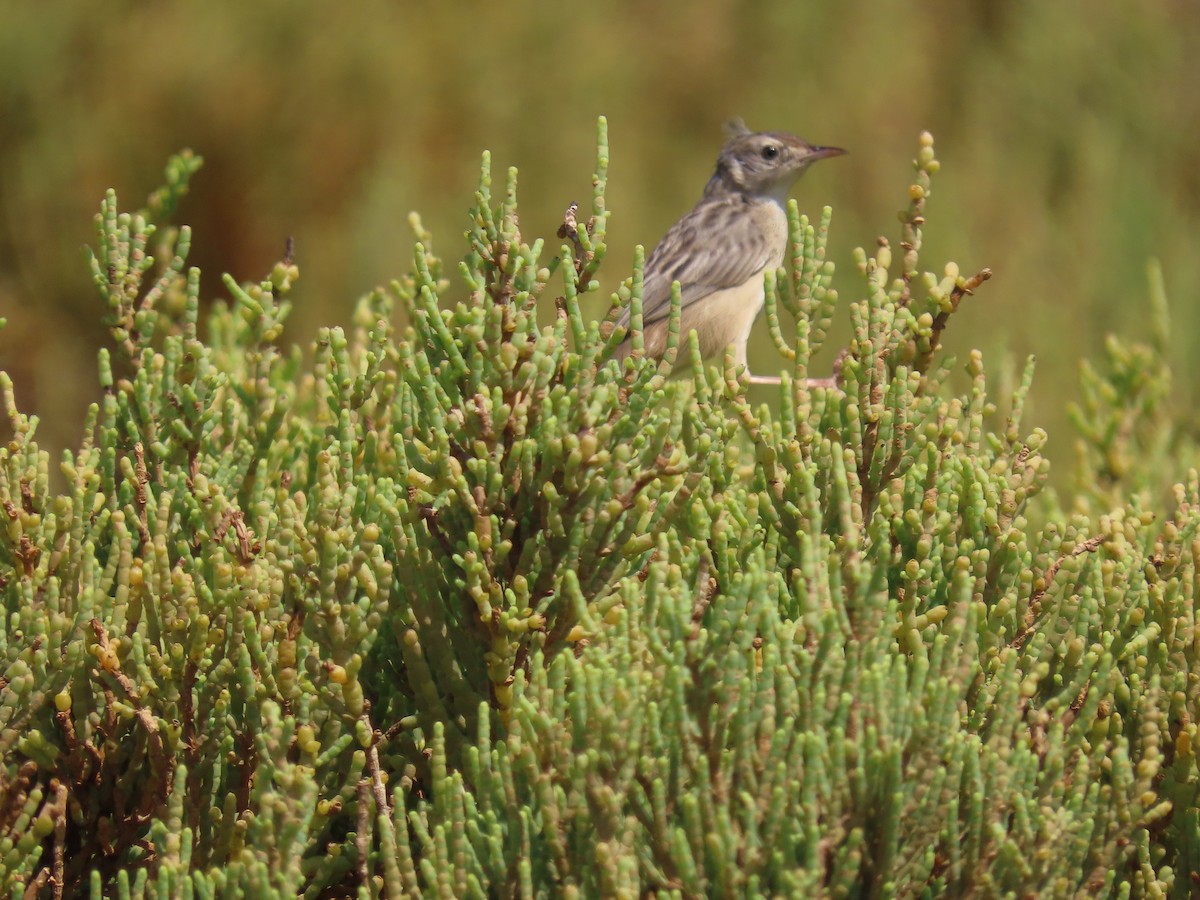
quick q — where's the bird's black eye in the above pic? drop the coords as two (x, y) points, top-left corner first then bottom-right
(761, 144), (779, 160)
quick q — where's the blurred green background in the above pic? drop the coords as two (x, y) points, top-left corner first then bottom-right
(1, 0), (1197, 485)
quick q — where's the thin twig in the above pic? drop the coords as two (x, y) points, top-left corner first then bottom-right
(913, 268), (993, 376)
(1011, 535), (1105, 649)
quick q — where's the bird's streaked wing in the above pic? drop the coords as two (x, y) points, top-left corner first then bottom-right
(622, 199), (775, 329)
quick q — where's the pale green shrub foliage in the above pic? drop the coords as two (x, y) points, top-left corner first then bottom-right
(0, 120), (1197, 898)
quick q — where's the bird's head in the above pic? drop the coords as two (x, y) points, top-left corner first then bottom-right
(706, 118), (845, 202)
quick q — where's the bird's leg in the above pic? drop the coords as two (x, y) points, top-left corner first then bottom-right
(736, 342), (842, 391)
(801, 375), (842, 392)
(745, 372), (782, 385)
(744, 371), (842, 392)
(733, 341), (782, 385)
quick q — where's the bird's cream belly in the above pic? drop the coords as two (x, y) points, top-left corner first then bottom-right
(675, 274), (766, 364)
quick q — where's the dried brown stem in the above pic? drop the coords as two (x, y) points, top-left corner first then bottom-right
(1011, 535), (1105, 649)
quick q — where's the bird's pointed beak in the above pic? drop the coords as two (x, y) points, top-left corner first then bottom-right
(806, 145), (847, 161)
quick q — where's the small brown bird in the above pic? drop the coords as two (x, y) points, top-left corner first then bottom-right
(619, 120), (844, 384)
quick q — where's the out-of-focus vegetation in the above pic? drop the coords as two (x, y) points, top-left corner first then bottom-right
(1, 0), (1198, 490)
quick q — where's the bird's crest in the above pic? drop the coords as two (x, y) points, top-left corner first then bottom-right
(723, 117), (752, 138)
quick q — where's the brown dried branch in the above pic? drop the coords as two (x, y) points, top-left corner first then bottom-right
(556, 202), (588, 276)
(1011, 535), (1105, 650)
(913, 268), (993, 377)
